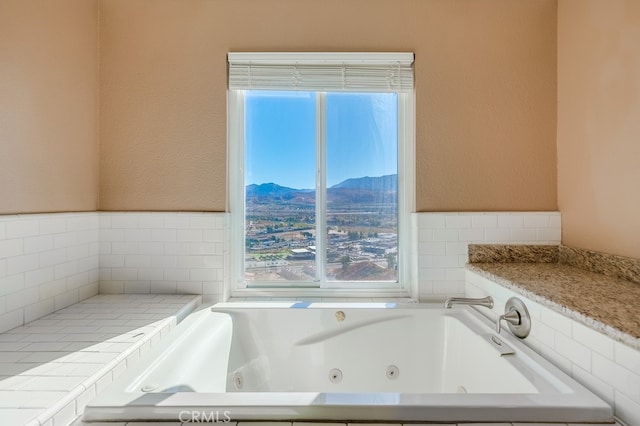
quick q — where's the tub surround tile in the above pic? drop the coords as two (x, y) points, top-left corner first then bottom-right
(469, 274), (638, 426)
(0, 213), (100, 334)
(467, 244), (640, 350)
(467, 262), (640, 348)
(466, 246), (640, 426)
(0, 408), (43, 425)
(0, 294), (199, 426)
(98, 212), (227, 305)
(3, 211), (559, 309)
(416, 212), (561, 300)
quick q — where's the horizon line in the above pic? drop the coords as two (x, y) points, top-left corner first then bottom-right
(246, 173), (398, 191)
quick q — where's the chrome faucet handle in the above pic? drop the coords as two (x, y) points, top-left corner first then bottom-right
(497, 309), (520, 334)
(496, 297), (531, 338)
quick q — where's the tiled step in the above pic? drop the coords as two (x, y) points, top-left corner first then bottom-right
(0, 294), (200, 426)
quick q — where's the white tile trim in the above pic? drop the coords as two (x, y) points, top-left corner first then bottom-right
(417, 212), (561, 300)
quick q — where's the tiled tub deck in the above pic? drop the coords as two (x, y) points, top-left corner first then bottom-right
(0, 294), (200, 425)
(0, 295), (624, 426)
(0, 290), (627, 425)
(466, 244), (640, 425)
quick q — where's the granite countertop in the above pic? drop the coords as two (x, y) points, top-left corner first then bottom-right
(467, 245), (640, 350)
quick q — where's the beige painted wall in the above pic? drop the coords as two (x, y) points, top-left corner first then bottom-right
(558, 0), (640, 259)
(99, 0), (558, 212)
(0, 0), (99, 214)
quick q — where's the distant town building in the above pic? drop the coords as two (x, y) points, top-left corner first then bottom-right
(287, 248), (315, 260)
(363, 245), (387, 255)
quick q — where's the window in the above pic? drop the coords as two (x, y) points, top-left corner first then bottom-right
(228, 53), (415, 297)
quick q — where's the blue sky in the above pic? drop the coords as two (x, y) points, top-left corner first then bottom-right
(245, 91), (398, 189)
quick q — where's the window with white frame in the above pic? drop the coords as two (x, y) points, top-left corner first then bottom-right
(228, 53), (415, 296)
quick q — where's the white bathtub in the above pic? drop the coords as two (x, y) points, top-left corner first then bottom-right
(83, 302), (613, 423)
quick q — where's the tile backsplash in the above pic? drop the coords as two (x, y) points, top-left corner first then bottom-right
(98, 212), (227, 304)
(415, 212), (561, 300)
(1, 210), (560, 331)
(0, 213), (99, 333)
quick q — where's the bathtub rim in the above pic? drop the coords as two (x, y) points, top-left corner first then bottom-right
(82, 302), (613, 423)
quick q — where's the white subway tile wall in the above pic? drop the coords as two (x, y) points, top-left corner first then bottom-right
(0, 213), (100, 333)
(2, 211), (558, 330)
(416, 212), (561, 301)
(98, 213), (227, 305)
(466, 270), (640, 426)
(0, 212), (229, 332)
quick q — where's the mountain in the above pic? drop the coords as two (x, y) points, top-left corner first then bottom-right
(327, 174), (397, 205)
(330, 174), (397, 192)
(246, 174), (397, 205)
(246, 183), (298, 198)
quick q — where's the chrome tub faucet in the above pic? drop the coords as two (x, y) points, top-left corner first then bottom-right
(443, 296), (494, 309)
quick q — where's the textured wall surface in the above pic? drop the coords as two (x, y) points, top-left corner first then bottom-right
(0, 0), (99, 214)
(1, 0), (559, 216)
(99, 0), (558, 212)
(558, 0), (640, 259)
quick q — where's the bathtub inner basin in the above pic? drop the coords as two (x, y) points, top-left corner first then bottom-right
(82, 302), (613, 423)
(222, 306), (542, 394)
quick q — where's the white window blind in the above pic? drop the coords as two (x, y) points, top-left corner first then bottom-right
(228, 52), (414, 93)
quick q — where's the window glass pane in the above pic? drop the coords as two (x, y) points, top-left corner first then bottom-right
(325, 93), (399, 282)
(244, 91), (317, 283)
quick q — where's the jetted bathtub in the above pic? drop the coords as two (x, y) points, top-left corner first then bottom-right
(82, 302), (613, 423)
